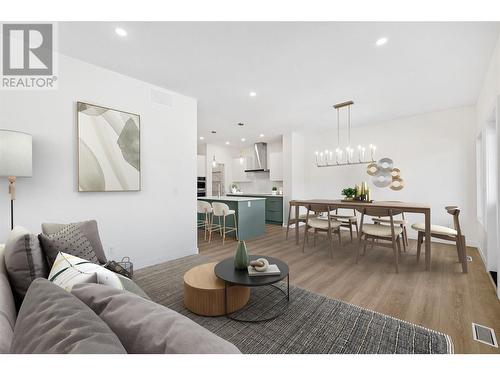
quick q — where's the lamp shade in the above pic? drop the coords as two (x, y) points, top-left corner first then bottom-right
(0, 130), (32, 177)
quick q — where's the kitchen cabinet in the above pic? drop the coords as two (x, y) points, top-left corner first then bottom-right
(265, 196), (283, 224)
(269, 152), (283, 181)
(197, 155), (206, 177)
(232, 157), (250, 182)
(227, 194), (283, 225)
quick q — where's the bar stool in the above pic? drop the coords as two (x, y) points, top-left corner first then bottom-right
(209, 202), (238, 245)
(197, 200), (213, 240)
(286, 200), (310, 240)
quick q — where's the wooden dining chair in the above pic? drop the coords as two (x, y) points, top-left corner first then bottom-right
(329, 208), (358, 241)
(356, 207), (404, 273)
(302, 204), (342, 258)
(411, 206), (467, 273)
(371, 212), (409, 251)
(286, 200), (310, 240)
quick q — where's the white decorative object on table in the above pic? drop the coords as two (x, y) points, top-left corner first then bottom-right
(249, 258), (269, 272)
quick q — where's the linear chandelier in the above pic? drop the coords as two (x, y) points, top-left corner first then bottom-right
(315, 100), (376, 167)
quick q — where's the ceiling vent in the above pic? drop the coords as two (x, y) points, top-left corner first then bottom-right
(472, 323), (498, 347)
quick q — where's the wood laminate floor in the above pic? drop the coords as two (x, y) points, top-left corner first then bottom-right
(198, 224), (500, 354)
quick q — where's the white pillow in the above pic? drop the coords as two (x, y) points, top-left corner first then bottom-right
(48, 252), (124, 292)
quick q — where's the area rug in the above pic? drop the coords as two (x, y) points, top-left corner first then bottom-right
(134, 255), (453, 354)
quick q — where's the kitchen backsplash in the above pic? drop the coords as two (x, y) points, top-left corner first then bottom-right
(234, 172), (283, 194)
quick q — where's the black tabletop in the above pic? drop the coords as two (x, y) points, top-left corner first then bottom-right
(214, 255), (289, 287)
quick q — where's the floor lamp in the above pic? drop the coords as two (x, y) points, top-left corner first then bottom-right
(0, 130), (32, 230)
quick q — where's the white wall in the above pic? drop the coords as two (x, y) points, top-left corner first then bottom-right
(284, 107), (477, 244)
(475, 32), (500, 274)
(0, 53), (198, 269)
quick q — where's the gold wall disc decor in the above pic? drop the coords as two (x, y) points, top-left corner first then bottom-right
(390, 168), (400, 178)
(366, 163), (378, 176)
(390, 177), (405, 191)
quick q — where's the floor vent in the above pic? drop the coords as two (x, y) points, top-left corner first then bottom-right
(472, 323), (498, 348)
(467, 255), (473, 262)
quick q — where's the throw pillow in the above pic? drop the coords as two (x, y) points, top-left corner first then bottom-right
(11, 278), (126, 354)
(41, 220), (107, 264)
(39, 221), (103, 267)
(71, 283), (241, 354)
(4, 226), (49, 301)
(48, 252), (124, 292)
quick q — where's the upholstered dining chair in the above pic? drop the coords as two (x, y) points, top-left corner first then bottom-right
(329, 208), (358, 241)
(302, 204), (342, 258)
(209, 202), (238, 245)
(411, 206), (467, 273)
(197, 200), (213, 241)
(286, 200), (310, 240)
(356, 207), (404, 273)
(372, 212), (409, 252)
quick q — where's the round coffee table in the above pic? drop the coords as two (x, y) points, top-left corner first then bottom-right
(183, 262), (250, 316)
(214, 255), (289, 322)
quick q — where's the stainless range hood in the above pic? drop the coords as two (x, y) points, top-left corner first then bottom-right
(244, 142), (269, 172)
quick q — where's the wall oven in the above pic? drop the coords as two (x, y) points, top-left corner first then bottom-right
(197, 177), (206, 197)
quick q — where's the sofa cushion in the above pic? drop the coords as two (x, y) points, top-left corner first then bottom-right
(71, 283), (241, 354)
(11, 278), (126, 354)
(4, 226), (49, 301)
(39, 220), (106, 266)
(0, 245), (16, 353)
(49, 252), (123, 292)
(115, 273), (150, 300)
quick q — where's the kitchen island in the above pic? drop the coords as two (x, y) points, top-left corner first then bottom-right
(197, 196), (266, 240)
(227, 193), (283, 225)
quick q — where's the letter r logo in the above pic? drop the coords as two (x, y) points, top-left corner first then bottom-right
(2, 24), (53, 76)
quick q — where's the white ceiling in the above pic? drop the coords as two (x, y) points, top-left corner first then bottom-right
(59, 22), (499, 146)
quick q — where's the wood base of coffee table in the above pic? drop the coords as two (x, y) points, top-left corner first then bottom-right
(183, 262), (250, 316)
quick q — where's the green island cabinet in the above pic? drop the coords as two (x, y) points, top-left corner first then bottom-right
(197, 196), (266, 240)
(227, 194), (283, 225)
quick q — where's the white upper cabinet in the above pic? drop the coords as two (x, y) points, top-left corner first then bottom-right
(269, 152), (283, 181)
(197, 155), (206, 177)
(232, 157), (250, 182)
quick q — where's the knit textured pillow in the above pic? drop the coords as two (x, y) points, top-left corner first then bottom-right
(39, 223), (99, 267)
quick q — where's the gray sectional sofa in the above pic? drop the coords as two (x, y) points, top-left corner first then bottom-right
(0, 237), (240, 354)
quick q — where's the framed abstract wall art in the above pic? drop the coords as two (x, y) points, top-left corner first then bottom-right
(77, 102), (140, 192)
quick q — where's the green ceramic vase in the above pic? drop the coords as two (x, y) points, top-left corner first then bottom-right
(234, 241), (249, 270)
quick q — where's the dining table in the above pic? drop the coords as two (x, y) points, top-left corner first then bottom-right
(290, 199), (432, 271)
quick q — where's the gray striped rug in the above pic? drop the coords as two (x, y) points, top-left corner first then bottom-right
(134, 255), (453, 354)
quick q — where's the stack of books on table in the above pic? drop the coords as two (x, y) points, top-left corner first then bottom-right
(247, 264), (281, 276)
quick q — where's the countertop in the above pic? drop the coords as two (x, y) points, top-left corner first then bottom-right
(198, 196), (266, 202)
(227, 193), (284, 198)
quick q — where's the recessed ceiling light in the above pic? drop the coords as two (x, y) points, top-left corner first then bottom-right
(259, 134), (264, 138)
(199, 136), (204, 140)
(241, 138), (246, 142)
(249, 92), (257, 97)
(375, 37), (388, 46)
(115, 27), (127, 37)
(225, 141), (230, 145)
